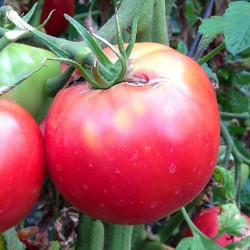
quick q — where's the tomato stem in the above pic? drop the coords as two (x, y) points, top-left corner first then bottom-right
(181, 207), (210, 241)
(104, 224), (133, 250)
(197, 42), (226, 65)
(76, 213), (105, 250)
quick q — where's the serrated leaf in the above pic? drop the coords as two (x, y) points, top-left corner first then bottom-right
(226, 235), (250, 249)
(223, 2), (250, 55)
(199, 16), (224, 36)
(213, 165), (235, 200)
(176, 235), (225, 250)
(218, 204), (249, 237)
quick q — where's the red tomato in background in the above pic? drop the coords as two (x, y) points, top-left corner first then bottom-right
(45, 43), (220, 225)
(0, 100), (45, 233)
(185, 206), (250, 246)
(41, 0), (75, 36)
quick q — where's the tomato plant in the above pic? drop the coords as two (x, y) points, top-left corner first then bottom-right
(0, 43), (61, 123)
(41, 0), (75, 37)
(0, 100), (45, 233)
(45, 42), (220, 225)
(185, 206), (250, 246)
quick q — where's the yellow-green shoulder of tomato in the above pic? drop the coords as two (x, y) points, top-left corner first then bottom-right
(0, 43), (61, 123)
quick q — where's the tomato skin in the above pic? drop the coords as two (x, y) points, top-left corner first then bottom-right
(45, 43), (220, 225)
(185, 206), (250, 246)
(0, 43), (61, 123)
(41, 0), (75, 37)
(0, 100), (45, 233)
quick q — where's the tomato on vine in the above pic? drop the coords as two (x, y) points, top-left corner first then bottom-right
(0, 43), (61, 123)
(45, 42), (220, 225)
(185, 206), (250, 247)
(0, 100), (45, 233)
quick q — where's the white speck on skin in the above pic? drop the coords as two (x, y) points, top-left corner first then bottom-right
(169, 163), (176, 174)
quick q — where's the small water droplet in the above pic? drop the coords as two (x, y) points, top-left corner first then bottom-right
(115, 168), (120, 174)
(169, 163), (176, 174)
(89, 163), (93, 168)
(169, 148), (174, 153)
(130, 151), (139, 161)
(115, 200), (125, 205)
(210, 161), (214, 166)
(83, 185), (88, 190)
(0, 210), (3, 214)
(56, 164), (61, 172)
(59, 177), (63, 183)
(77, 167), (80, 172)
(103, 189), (107, 194)
(151, 202), (158, 208)
(100, 203), (105, 208)
(175, 189), (181, 195)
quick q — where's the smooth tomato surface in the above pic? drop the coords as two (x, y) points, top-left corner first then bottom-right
(0, 100), (45, 233)
(45, 43), (220, 225)
(185, 206), (250, 246)
(0, 43), (60, 123)
(41, 0), (75, 36)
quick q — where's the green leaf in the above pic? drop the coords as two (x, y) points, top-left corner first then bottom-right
(50, 241), (60, 250)
(198, 16), (224, 36)
(177, 40), (188, 55)
(0, 234), (6, 250)
(223, 1), (250, 55)
(218, 204), (249, 237)
(226, 236), (250, 250)
(2, 228), (25, 250)
(213, 165), (235, 200)
(176, 235), (225, 250)
(202, 63), (218, 84)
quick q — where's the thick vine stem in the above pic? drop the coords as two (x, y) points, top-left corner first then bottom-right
(104, 224), (133, 250)
(136, 0), (168, 45)
(76, 213), (104, 250)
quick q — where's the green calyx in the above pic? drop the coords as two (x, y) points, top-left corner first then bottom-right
(62, 8), (139, 90)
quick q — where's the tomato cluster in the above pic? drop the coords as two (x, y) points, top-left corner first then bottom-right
(0, 42), (220, 231)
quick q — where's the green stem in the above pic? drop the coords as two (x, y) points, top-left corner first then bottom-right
(104, 224), (133, 250)
(197, 42), (226, 65)
(96, 0), (146, 43)
(158, 196), (202, 242)
(136, 0), (168, 45)
(220, 112), (249, 120)
(220, 121), (250, 166)
(76, 213), (104, 250)
(181, 207), (210, 240)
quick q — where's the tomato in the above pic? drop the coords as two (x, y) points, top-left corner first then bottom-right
(41, 0), (75, 37)
(0, 100), (45, 233)
(45, 42), (220, 225)
(185, 206), (250, 246)
(0, 43), (61, 123)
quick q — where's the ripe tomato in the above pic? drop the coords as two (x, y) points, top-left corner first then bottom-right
(41, 0), (75, 37)
(0, 43), (60, 123)
(0, 100), (45, 233)
(185, 206), (250, 246)
(45, 42), (220, 225)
